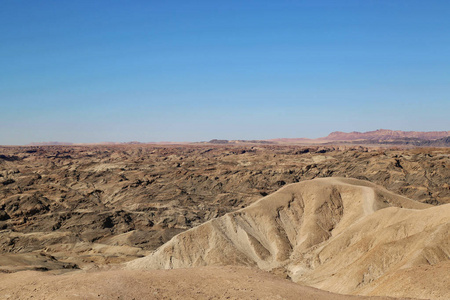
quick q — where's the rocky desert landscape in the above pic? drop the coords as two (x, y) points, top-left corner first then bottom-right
(0, 144), (449, 299)
(3, 0), (450, 297)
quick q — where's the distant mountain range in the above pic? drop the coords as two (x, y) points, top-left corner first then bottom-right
(322, 129), (450, 141)
(212, 129), (450, 147)
(25, 129), (450, 147)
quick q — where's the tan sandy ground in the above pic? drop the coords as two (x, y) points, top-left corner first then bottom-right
(126, 178), (450, 299)
(0, 266), (406, 300)
(364, 260), (450, 300)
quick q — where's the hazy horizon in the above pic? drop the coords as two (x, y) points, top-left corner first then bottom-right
(2, 1), (449, 145)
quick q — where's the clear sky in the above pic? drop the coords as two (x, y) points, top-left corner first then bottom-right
(1, 1), (449, 144)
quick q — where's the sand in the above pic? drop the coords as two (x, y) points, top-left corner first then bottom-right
(0, 266), (402, 300)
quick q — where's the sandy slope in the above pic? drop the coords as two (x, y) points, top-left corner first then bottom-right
(0, 266), (402, 300)
(127, 178), (450, 299)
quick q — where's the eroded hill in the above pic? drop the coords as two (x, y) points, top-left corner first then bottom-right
(127, 178), (450, 299)
(0, 145), (449, 270)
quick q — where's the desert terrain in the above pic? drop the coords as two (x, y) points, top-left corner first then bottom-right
(1, 265), (409, 300)
(0, 144), (449, 299)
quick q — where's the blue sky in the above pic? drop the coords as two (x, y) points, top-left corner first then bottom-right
(1, 1), (449, 144)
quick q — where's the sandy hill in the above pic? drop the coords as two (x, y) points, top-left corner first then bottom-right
(127, 178), (450, 299)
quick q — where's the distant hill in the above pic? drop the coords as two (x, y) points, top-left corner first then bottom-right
(260, 129), (450, 146)
(322, 129), (450, 141)
(416, 136), (450, 146)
